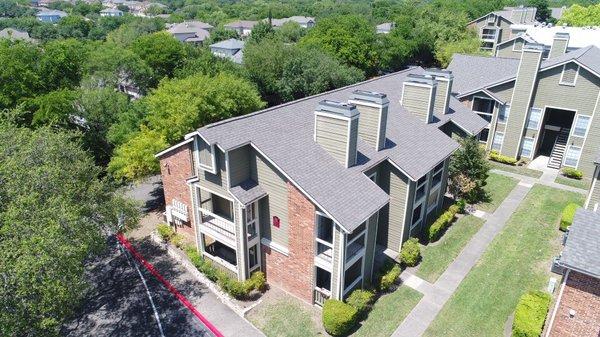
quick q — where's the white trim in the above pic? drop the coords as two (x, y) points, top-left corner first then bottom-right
(579, 90), (600, 172)
(520, 136), (535, 159)
(545, 269), (569, 337)
(512, 38), (523, 52)
(585, 166), (599, 209)
(526, 107), (543, 131)
(196, 184), (234, 202)
(559, 63), (579, 86)
(336, 228), (346, 299)
(572, 114), (591, 138)
(498, 103), (510, 124)
(563, 145), (582, 168)
(492, 131), (505, 151)
(345, 117), (352, 168)
(260, 238), (289, 256)
(313, 110), (357, 122)
(155, 137), (194, 158)
(203, 251), (238, 273)
(343, 275), (363, 297)
(398, 178), (412, 252)
(370, 211), (379, 282)
(224, 150), (231, 189)
(426, 185), (441, 213)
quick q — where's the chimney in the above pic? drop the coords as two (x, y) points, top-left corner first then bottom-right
(314, 100), (359, 168)
(424, 68), (454, 115)
(511, 6), (526, 24)
(549, 32), (570, 59)
(349, 90), (389, 151)
(401, 74), (437, 123)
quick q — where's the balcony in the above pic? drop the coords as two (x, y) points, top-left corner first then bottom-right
(199, 208), (236, 247)
(314, 287), (331, 307)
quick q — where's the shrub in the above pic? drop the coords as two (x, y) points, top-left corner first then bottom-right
(561, 167), (583, 180)
(377, 261), (401, 292)
(346, 289), (375, 316)
(157, 223), (175, 241)
(428, 207), (458, 242)
(448, 204), (460, 215)
(186, 248), (203, 268)
(400, 238), (421, 267)
(170, 233), (186, 249)
(322, 299), (358, 336)
(560, 203), (580, 231)
(246, 271), (267, 292)
(489, 151), (518, 165)
(456, 199), (467, 213)
(218, 274), (248, 299)
(512, 291), (552, 337)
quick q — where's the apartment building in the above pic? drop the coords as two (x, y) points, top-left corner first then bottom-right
(156, 67), (487, 305)
(468, 6), (538, 51)
(585, 155), (600, 212)
(448, 37), (600, 176)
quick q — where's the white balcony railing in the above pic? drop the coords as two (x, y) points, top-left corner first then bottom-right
(314, 287), (331, 307)
(199, 208), (236, 241)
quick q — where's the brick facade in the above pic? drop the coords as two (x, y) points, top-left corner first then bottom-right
(262, 182), (316, 303)
(549, 271), (600, 337)
(158, 143), (195, 238)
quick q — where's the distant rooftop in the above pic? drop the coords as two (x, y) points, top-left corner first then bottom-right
(210, 38), (245, 50)
(510, 24), (600, 49)
(168, 21), (213, 34)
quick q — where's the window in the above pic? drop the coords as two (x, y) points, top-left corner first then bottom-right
(527, 107), (542, 130)
(411, 203), (423, 228)
(316, 214), (333, 243)
(344, 258), (363, 290)
(473, 97), (493, 143)
(573, 115), (591, 137)
(492, 132), (504, 151)
(248, 245), (258, 270)
(479, 128), (490, 143)
(513, 40), (523, 52)
(415, 175), (427, 201)
(560, 63), (579, 86)
(368, 172), (377, 183)
(247, 222), (257, 239)
(498, 104), (510, 123)
(427, 187), (440, 211)
(520, 137), (534, 158)
(212, 193), (234, 221)
(487, 14), (495, 23)
(431, 162), (444, 187)
(564, 146), (581, 167)
(316, 267), (331, 291)
(481, 41), (494, 51)
(481, 28), (496, 41)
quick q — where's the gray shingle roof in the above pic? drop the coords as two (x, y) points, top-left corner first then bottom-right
(210, 38), (244, 50)
(229, 179), (267, 205)
(36, 9), (67, 17)
(450, 46), (600, 96)
(168, 21), (213, 34)
(431, 98), (489, 135)
(559, 209), (600, 278)
(192, 67), (477, 231)
(224, 20), (258, 29)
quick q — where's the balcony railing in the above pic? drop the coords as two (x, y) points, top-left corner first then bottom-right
(316, 242), (333, 263)
(199, 208), (236, 241)
(481, 33), (497, 41)
(314, 287), (331, 307)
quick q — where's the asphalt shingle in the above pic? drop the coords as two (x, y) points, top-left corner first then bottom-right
(560, 209), (600, 278)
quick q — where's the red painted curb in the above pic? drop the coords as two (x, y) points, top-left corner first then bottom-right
(116, 233), (224, 337)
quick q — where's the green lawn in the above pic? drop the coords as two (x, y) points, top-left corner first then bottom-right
(488, 160), (543, 179)
(416, 215), (485, 283)
(423, 185), (584, 337)
(478, 173), (519, 213)
(554, 175), (591, 190)
(248, 297), (320, 337)
(352, 286), (423, 337)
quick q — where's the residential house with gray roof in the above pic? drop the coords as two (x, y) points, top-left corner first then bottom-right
(268, 16), (316, 29)
(155, 67), (486, 305)
(468, 6), (538, 51)
(36, 9), (67, 23)
(167, 21), (213, 44)
(209, 38), (244, 64)
(547, 207), (600, 337)
(448, 38), (600, 177)
(224, 20), (258, 37)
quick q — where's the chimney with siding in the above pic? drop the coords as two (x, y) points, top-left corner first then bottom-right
(314, 100), (359, 168)
(424, 68), (454, 115)
(510, 6), (525, 24)
(549, 32), (570, 59)
(348, 90), (389, 151)
(401, 74), (437, 124)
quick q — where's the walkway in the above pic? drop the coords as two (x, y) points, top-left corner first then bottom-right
(490, 169), (587, 194)
(392, 181), (534, 337)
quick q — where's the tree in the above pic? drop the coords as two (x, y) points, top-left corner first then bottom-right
(206, 26), (239, 44)
(106, 17), (164, 47)
(558, 4), (600, 27)
(299, 15), (379, 75)
(449, 137), (490, 202)
(527, 0), (550, 22)
(0, 123), (138, 336)
(108, 126), (168, 181)
(56, 15), (92, 39)
(277, 21), (305, 43)
(434, 35), (485, 68)
(131, 31), (187, 87)
(174, 46), (241, 79)
(248, 21), (275, 44)
(39, 38), (87, 91)
(29, 89), (78, 127)
(0, 39), (41, 109)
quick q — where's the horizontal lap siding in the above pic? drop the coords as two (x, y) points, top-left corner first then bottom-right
(496, 41), (521, 59)
(315, 115), (349, 165)
(198, 138), (213, 168)
(198, 148), (229, 196)
(357, 105), (380, 148)
(228, 145), (251, 187)
(387, 163), (410, 252)
(403, 85), (433, 123)
(587, 166), (600, 210)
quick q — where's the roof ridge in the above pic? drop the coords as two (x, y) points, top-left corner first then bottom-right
(203, 66), (418, 130)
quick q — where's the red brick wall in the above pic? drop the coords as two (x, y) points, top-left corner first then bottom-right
(549, 271), (600, 337)
(262, 182), (315, 303)
(159, 142), (195, 238)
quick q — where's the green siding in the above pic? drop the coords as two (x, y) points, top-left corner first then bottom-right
(331, 225), (345, 299)
(549, 39), (568, 59)
(387, 163), (411, 252)
(198, 137), (213, 168)
(495, 40), (522, 59)
(403, 84), (435, 123)
(433, 79), (450, 115)
(315, 114), (351, 166)
(363, 212), (379, 284)
(586, 166), (600, 211)
(356, 104), (386, 150)
(251, 151), (289, 247)
(502, 49), (542, 158)
(228, 145), (251, 187)
(198, 148), (229, 196)
(488, 81), (515, 103)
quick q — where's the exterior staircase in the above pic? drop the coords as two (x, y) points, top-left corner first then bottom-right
(548, 128), (570, 169)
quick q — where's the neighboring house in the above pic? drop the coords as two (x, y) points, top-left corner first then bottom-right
(547, 208), (600, 337)
(100, 8), (124, 17)
(268, 16), (316, 28)
(35, 9), (67, 23)
(585, 154), (600, 212)
(0, 28), (35, 43)
(224, 20), (257, 37)
(448, 40), (600, 176)
(376, 22), (395, 34)
(495, 26), (600, 59)
(209, 38), (244, 64)
(155, 67), (487, 305)
(468, 6), (538, 51)
(167, 21), (213, 43)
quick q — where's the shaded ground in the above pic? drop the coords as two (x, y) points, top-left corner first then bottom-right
(121, 175), (164, 213)
(61, 237), (213, 337)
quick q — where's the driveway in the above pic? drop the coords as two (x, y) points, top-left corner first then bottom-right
(121, 175), (164, 213)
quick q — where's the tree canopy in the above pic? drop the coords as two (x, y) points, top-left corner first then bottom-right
(558, 3), (600, 26)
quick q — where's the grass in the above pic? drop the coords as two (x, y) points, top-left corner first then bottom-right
(488, 160), (543, 179)
(478, 173), (519, 213)
(416, 215), (485, 283)
(554, 175), (591, 190)
(352, 286), (423, 337)
(248, 297), (320, 337)
(423, 185), (584, 337)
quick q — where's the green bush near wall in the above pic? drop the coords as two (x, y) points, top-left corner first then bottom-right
(157, 223), (175, 241)
(428, 204), (461, 242)
(561, 168), (583, 180)
(322, 299), (358, 336)
(560, 203), (580, 231)
(489, 151), (518, 165)
(400, 238), (421, 267)
(346, 289), (375, 317)
(512, 290), (552, 337)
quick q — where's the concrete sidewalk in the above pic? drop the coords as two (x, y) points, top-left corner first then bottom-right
(491, 169), (587, 194)
(392, 182), (533, 337)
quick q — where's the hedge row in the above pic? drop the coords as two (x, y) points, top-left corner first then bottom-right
(428, 204), (461, 242)
(512, 290), (551, 337)
(560, 203), (580, 231)
(561, 167), (583, 180)
(157, 224), (266, 299)
(489, 150), (518, 165)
